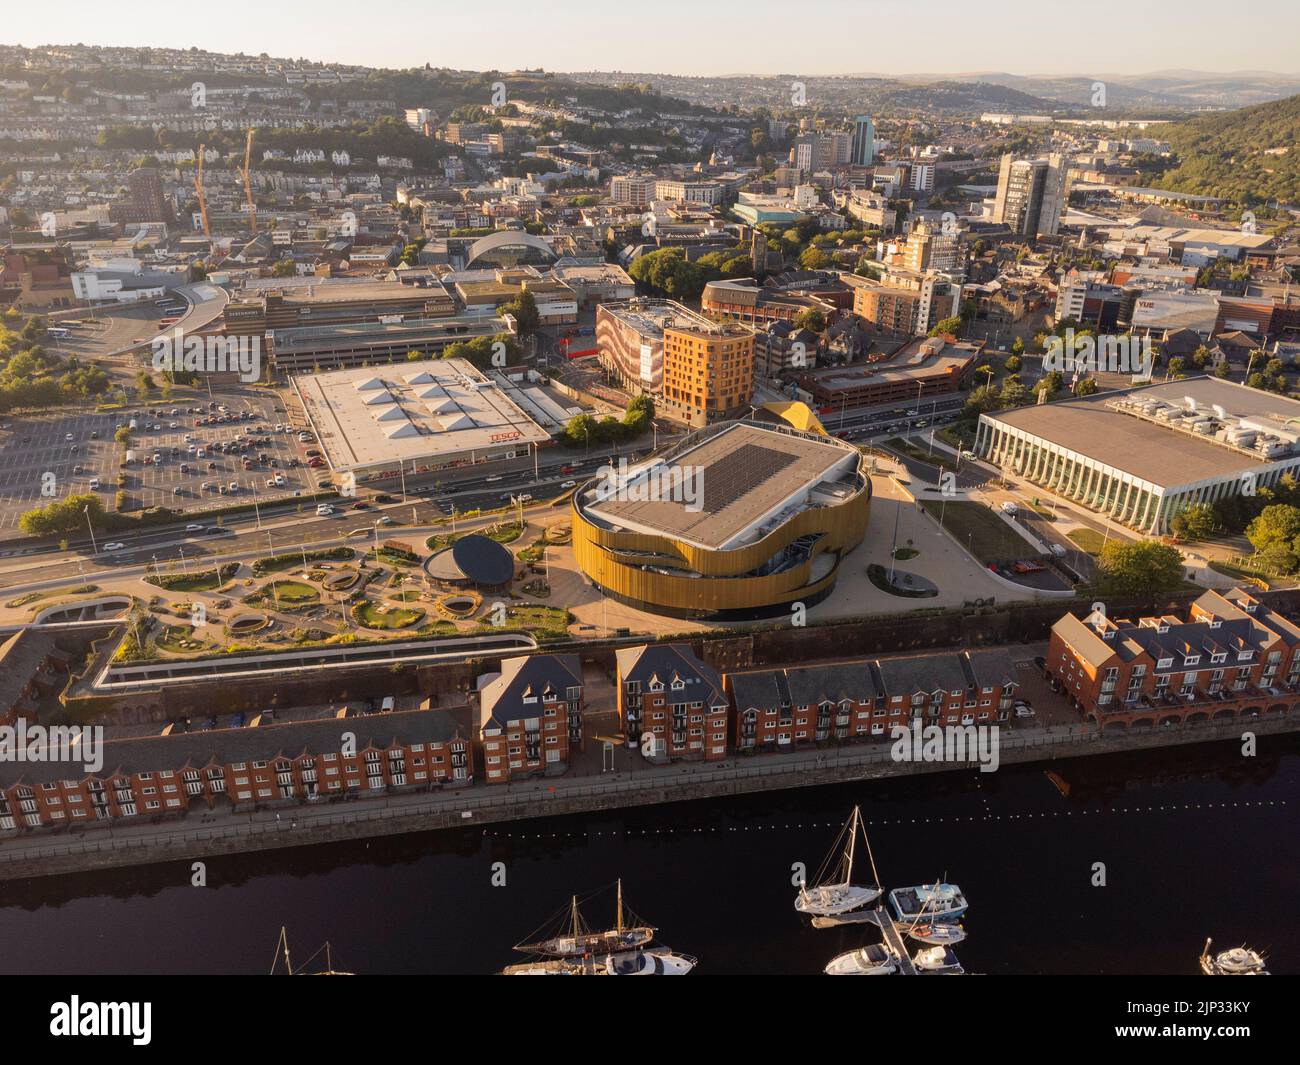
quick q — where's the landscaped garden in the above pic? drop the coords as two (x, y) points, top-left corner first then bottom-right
(244, 580), (321, 608)
(145, 563), (240, 593)
(351, 599), (426, 629)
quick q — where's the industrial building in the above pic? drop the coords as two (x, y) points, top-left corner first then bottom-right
(572, 421), (871, 619)
(269, 316), (507, 373)
(293, 357), (553, 483)
(975, 377), (1300, 534)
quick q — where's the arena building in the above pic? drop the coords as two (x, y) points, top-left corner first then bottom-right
(293, 357), (552, 484)
(572, 421), (872, 619)
(976, 377), (1300, 534)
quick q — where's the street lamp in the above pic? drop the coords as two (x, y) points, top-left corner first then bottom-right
(83, 504), (98, 555)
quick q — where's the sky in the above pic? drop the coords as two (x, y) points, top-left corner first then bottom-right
(8, 0), (1300, 78)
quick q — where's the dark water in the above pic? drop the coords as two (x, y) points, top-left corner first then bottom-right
(1, 736), (1297, 976)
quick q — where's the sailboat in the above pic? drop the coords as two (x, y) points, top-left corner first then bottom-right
(795, 806), (882, 917)
(1199, 938), (1269, 976)
(270, 927), (354, 975)
(503, 880), (696, 975)
(514, 880), (656, 957)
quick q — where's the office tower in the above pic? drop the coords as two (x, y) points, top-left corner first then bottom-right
(993, 153), (1069, 238)
(851, 115), (876, 166)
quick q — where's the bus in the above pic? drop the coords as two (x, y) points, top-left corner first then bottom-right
(48, 327), (72, 339)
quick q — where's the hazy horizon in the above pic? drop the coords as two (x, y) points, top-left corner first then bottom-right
(7, 0), (1300, 80)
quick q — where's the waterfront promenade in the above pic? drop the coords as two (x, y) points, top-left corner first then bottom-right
(1, 713), (1296, 881)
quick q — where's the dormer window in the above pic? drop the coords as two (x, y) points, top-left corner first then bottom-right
(1183, 655), (1200, 666)
(671, 679), (685, 691)
(1158, 657), (1173, 669)
(1211, 652), (1226, 664)
(1238, 651), (1254, 661)
(1209, 620), (1222, 629)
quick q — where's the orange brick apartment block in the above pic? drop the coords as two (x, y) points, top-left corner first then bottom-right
(1047, 587), (1300, 729)
(478, 654), (584, 783)
(614, 643), (729, 761)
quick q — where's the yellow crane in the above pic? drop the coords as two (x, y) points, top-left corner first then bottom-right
(239, 128), (257, 233)
(194, 143), (211, 238)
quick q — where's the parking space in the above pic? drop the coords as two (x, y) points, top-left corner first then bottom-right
(118, 394), (314, 513)
(0, 409), (121, 532)
(0, 391), (318, 535)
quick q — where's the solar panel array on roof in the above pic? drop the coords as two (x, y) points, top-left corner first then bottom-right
(693, 443), (798, 513)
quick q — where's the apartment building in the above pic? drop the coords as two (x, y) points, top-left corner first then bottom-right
(615, 644), (729, 761)
(851, 268), (960, 335)
(992, 153), (1069, 239)
(0, 710), (471, 831)
(610, 174), (657, 207)
(1047, 587), (1300, 729)
(653, 179), (725, 206)
(661, 316), (755, 426)
(478, 654), (584, 783)
(726, 650), (1018, 751)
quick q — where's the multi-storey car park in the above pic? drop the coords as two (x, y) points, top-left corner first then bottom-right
(572, 420), (871, 619)
(975, 377), (1300, 534)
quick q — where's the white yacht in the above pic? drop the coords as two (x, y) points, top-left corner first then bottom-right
(795, 806), (883, 917)
(913, 945), (965, 974)
(905, 920), (967, 946)
(824, 942), (899, 976)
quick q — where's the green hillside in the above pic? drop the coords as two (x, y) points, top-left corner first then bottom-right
(1153, 93), (1300, 205)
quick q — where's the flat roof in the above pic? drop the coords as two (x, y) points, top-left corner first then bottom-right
(295, 357), (551, 474)
(582, 422), (858, 551)
(983, 377), (1300, 489)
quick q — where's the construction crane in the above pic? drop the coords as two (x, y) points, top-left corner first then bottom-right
(193, 143), (211, 238)
(239, 128), (257, 233)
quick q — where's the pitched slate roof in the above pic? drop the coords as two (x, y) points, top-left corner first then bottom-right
(615, 643), (726, 707)
(0, 708), (465, 788)
(479, 653), (582, 730)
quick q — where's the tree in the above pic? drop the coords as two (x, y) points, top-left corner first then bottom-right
(500, 290), (539, 335)
(1245, 503), (1300, 563)
(793, 308), (826, 332)
(271, 258), (297, 278)
(1169, 502), (1219, 541)
(928, 316), (963, 339)
(1096, 540), (1185, 596)
(1074, 377), (1099, 396)
(19, 493), (108, 537)
(1010, 336), (1025, 357)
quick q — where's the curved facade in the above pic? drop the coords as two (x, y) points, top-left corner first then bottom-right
(572, 423), (872, 619)
(465, 231), (556, 269)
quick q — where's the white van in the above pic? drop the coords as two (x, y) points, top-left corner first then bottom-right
(316, 503), (335, 516)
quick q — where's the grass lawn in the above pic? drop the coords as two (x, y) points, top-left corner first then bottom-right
(145, 563), (238, 593)
(921, 500), (1035, 564)
(427, 521), (525, 552)
(1067, 527), (1108, 555)
(476, 603), (571, 640)
(352, 600), (425, 629)
(246, 580), (320, 607)
(885, 437), (948, 467)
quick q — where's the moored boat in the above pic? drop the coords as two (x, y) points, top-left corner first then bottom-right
(824, 942), (899, 976)
(795, 806), (883, 917)
(913, 945), (964, 974)
(1199, 938), (1268, 975)
(889, 882), (968, 922)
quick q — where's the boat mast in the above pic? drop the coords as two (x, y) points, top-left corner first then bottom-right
(844, 806), (859, 882)
(272, 927), (292, 975)
(571, 896), (580, 939)
(616, 880), (624, 934)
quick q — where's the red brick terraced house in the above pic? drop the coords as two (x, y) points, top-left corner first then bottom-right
(726, 649), (1019, 752)
(0, 710), (470, 833)
(477, 654), (584, 783)
(1047, 587), (1300, 731)
(615, 644), (729, 761)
